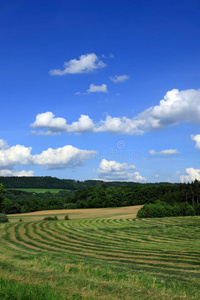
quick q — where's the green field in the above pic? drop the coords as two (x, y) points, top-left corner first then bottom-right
(0, 210), (200, 299)
(7, 188), (69, 193)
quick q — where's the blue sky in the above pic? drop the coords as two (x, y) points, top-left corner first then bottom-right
(1, 0), (200, 183)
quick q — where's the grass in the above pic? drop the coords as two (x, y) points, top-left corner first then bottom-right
(7, 188), (69, 193)
(0, 277), (65, 300)
(0, 207), (200, 299)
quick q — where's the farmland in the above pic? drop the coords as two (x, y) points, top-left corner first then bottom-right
(0, 207), (200, 299)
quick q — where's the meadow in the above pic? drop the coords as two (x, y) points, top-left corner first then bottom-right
(0, 206), (199, 299)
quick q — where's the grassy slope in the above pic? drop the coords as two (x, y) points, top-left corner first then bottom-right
(0, 207), (200, 299)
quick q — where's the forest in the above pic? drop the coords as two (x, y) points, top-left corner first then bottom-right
(0, 177), (200, 215)
(0, 176), (142, 190)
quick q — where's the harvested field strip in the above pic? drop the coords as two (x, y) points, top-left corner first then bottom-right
(44, 222), (199, 265)
(58, 221), (199, 255)
(0, 216), (199, 299)
(25, 225), (200, 268)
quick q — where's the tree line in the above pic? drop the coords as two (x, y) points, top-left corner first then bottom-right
(0, 180), (200, 215)
(0, 176), (141, 190)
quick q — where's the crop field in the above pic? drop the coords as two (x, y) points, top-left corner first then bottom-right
(0, 208), (200, 299)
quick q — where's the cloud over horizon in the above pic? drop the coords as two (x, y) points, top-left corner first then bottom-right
(180, 168), (200, 183)
(0, 169), (34, 177)
(0, 140), (97, 173)
(49, 53), (106, 75)
(31, 89), (200, 136)
(97, 159), (147, 182)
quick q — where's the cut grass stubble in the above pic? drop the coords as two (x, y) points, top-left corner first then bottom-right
(1, 206), (200, 299)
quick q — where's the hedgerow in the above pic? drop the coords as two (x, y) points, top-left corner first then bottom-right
(137, 201), (196, 218)
(43, 216), (58, 221)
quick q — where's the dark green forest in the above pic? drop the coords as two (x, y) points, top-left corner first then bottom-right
(0, 176), (143, 190)
(0, 176), (200, 215)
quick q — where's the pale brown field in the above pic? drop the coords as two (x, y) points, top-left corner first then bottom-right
(8, 205), (143, 222)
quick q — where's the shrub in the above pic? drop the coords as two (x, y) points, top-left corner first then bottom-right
(137, 201), (195, 218)
(179, 202), (195, 216)
(194, 203), (200, 215)
(0, 213), (8, 223)
(64, 215), (69, 220)
(43, 216), (58, 220)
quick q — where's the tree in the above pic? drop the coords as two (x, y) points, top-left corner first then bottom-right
(0, 184), (6, 212)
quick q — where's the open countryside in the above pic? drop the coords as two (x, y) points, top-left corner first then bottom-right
(0, 205), (200, 299)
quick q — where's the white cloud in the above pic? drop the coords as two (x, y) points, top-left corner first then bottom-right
(0, 140), (9, 150)
(31, 130), (61, 136)
(154, 174), (159, 178)
(174, 170), (180, 176)
(31, 112), (68, 132)
(149, 149), (179, 155)
(31, 112), (94, 134)
(31, 89), (200, 136)
(180, 168), (200, 183)
(0, 144), (33, 169)
(0, 140), (97, 172)
(32, 145), (96, 170)
(191, 134), (200, 151)
(110, 75), (130, 83)
(0, 169), (34, 176)
(97, 159), (147, 182)
(68, 115), (95, 132)
(102, 54), (114, 58)
(49, 53), (106, 75)
(87, 83), (108, 93)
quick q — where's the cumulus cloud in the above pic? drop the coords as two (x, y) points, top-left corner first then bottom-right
(49, 53), (106, 75)
(154, 174), (159, 178)
(0, 144), (33, 169)
(191, 134), (200, 151)
(31, 89), (200, 136)
(97, 159), (147, 182)
(0, 140), (97, 173)
(33, 145), (96, 169)
(0, 170), (34, 176)
(180, 168), (200, 183)
(31, 112), (94, 134)
(31, 112), (68, 132)
(87, 84), (108, 93)
(0, 140), (9, 150)
(109, 75), (130, 83)
(149, 149), (179, 155)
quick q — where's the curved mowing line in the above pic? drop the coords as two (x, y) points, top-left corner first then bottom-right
(59, 221), (180, 248)
(34, 223), (199, 266)
(49, 222), (199, 263)
(9, 223), (198, 270)
(27, 222), (176, 263)
(5, 224), (45, 253)
(56, 220), (200, 259)
(43, 223), (198, 262)
(1, 217), (200, 290)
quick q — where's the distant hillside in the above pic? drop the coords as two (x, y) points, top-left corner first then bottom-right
(0, 176), (144, 190)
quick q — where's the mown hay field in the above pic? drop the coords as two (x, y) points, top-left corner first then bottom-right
(0, 206), (200, 299)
